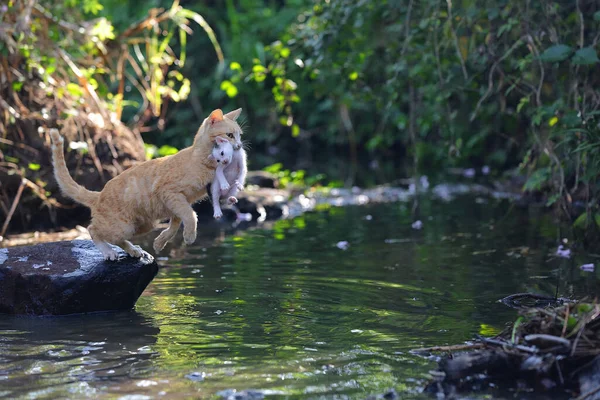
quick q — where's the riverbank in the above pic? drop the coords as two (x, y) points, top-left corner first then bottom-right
(0, 171), (523, 249)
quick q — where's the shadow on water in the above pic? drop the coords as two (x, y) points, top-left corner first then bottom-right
(1, 195), (599, 398)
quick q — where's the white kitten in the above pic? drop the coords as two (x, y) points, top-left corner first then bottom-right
(209, 136), (248, 219)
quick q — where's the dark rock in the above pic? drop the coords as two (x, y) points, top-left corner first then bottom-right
(237, 188), (290, 221)
(0, 240), (158, 315)
(578, 356), (600, 400)
(245, 171), (279, 188)
(236, 197), (263, 221)
(366, 389), (398, 399)
(192, 196), (215, 220)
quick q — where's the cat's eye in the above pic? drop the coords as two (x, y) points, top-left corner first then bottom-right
(227, 132), (234, 138)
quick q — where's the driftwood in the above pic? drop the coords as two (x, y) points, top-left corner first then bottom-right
(424, 299), (600, 398)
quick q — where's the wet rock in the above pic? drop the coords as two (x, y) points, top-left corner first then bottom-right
(185, 371), (206, 382)
(245, 171), (279, 188)
(366, 389), (398, 399)
(237, 188), (290, 221)
(0, 240), (158, 315)
(216, 389), (265, 400)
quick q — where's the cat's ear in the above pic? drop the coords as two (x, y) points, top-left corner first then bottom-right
(215, 136), (228, 144)
(209, 109), (224, 125)
(208, 154), (215, 161)
(224, 108), (242, 121)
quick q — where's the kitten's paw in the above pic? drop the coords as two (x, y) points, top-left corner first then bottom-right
(235, 181), (244, 191)
(213, 210), (223, 219)
(183, 229), (197, 245)
(228, 196), (238, 205)
(103, 248), (120, 261)
(221, 182), (230, 191)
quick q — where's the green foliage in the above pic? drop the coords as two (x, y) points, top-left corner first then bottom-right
(263, 163), (325, 188)
(203, 0), (600, 224)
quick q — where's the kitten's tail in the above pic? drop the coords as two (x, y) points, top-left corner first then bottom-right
(49, 129), (99, 207)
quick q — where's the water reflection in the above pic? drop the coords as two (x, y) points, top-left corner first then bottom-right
(0, 311), (159, 398)
(1, 196), (599, 398)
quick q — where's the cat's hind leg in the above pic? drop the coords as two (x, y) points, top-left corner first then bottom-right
(88, 224), (120, 261)
(153, 217), (181, 253)
(161, 193), (198, 245)
(225, 185), (239, 205)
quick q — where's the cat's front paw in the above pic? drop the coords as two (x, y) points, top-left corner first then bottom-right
(126, 245), (144, 258)
(228, 196), (238, 205)
(235, 180), (244, 191)
(221, 182), (230, 192)
(183, 228), (197, 245)
(213, 210), (223, 219)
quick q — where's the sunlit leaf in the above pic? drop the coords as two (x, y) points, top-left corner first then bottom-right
(91, 18), (115, 41)
(66, 83), (84, 98)
(144, 144), (158, 160)
(28, 163), (41, 171)
(158, 145), (179, 157)
(280, 47), (290, 58)
(82, 0), (103, 15)
(220, 80), (238, 98)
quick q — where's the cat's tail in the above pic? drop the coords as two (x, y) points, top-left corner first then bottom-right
(49, 129), (99, 207)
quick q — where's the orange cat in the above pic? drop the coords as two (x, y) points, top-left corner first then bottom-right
(50, 108), (244, 260)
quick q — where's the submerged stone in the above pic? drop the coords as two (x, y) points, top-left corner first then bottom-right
(0, 240), (158, 315)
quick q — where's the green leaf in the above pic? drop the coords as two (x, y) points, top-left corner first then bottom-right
(545, 193), (560, 207)
(144, 144), (158, 160)
(523, 167), (551, 191)
(66, 83), (84, 98)
(82, 0), (103, 15)
(571, 47), (599, 65)
(158, 145), (179, 157)
(348, 71), (358, 81)
(230, 61), (242, 71)
(179, 29), (187, 67)
(252, 64), (267, 82)
(573, 212), (588, 229)
(91, 18), (115, 41)
(28, 163), (41, 171)
(516, 96), (529, 113)
(291, 124), (300, 137)
(539, 44), (573, 62)
(263, 163), (283, 174)
(279, 47), (291, 58)
(220, 80), (238, 98)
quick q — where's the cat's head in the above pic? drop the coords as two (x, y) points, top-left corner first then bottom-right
(201, 108), (244, 150)
(209, 136), (234, 165)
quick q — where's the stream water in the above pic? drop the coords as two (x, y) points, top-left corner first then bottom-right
(1, 195), (598, 399)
